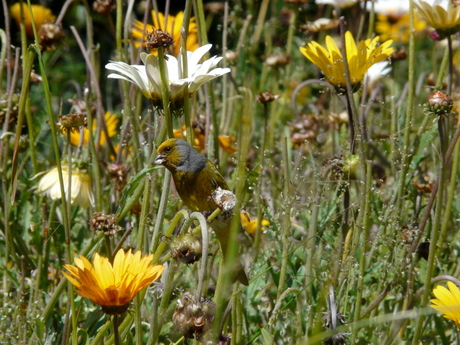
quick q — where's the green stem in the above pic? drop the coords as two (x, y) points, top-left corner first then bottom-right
(395, 0), (415, 221)
(411, 127), (447, 344)
(350, 161), (372, 343)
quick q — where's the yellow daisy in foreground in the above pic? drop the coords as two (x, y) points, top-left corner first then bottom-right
(63, 249), (165, 314)
(36, 165), (94, 208)
(299, 31), (394, 90)
(69, 111), (118, 147)
(132, 11), (199, 56)
(10, 2), (55, 37)
(430, 281), (460, 328)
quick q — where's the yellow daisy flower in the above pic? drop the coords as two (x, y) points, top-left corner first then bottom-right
(63, 249), (165, 314)
(10, 2), (55, 37)
(36, 165), (94, 208)
(375, 12), (426, 43)
(132, 11), (199, 56)
(69, 111), (118, 147)
(299, 31), (394, 90)
(173, 125), (237, 154)
(240, 211), (270, 236)
(430, 281), (460, 328)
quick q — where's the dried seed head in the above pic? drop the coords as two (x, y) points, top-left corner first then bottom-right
(93, 0), (116, 15)
(173, 292), (216, 340)
(91, 212), (121, 235)
(256, 91), (276, 104)
(145, 29), (174, 51)
(169, 233), (203, 265)
(38, 22), (64, 52)
(300, 18), (340, 33)
(57, 113), (87, 133)
(426, 91), (453, 115)
(106, 163), (129, 191)
(391, 48), (407, 61)
(264, 52), (291, 67)
(211, 187), (236, 214)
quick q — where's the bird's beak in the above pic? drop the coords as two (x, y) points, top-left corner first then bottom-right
(154, 154), (165, 165)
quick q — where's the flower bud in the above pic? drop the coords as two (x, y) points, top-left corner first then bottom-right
(426, 91), (453, 115)
(172, 292), (216, 340)
(168, 233), (203, 265)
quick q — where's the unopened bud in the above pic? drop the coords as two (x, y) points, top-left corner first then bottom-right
(427, 91), (453, 115)
(168, 233), (203, 265)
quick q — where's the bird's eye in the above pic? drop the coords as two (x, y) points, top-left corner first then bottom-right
(164, 146), (171, 153)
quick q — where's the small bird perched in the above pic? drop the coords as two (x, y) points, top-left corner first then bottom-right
(154, 138), (248, 285)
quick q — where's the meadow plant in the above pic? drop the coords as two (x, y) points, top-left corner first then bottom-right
(3, 0), (460, 344)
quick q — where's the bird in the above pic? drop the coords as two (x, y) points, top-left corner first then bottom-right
(154, 138), (248, 285)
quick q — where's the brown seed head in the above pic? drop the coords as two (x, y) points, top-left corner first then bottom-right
(256, 91), (276, 104)
(145, 29), (174, 51)
(93, 0), (116, 15)
(173, 292), (216, 340)
(91, 212), (121, 235)
(57, 113), (87, 133)
(38, 22), (64, 52)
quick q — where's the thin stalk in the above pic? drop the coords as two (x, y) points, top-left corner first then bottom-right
(180, 0), (193, 146)
(84, 90), (102, 210)
(113, 315), (121, 345)
(350, 161), (372, 343)
(253, 101), (269, 259)
(411, 124), (447, 344)
(394, 0), (415, 221)
(276, 136), (291, 300)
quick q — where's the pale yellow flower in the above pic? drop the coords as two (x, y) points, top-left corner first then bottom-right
(132, 11), (199, 56)
(36, 166), (94, 208)
(63, 249), (165, 314)
(430, 281), (460, 328)
(69, 111), (118, 147)
(414, 0), (460, 35)
(300, 31), (394, 90)
(10, 2), (55, 37)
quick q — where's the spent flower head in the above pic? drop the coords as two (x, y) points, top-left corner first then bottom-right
(106, 44), (230, 111)
(63, 249), (165, 314)
(300, 31), (394, 91)
(430, 281), (460, 328)
(132, 11), (199, 56)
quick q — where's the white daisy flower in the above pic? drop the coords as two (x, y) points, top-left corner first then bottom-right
(105, 44), (230, 109)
